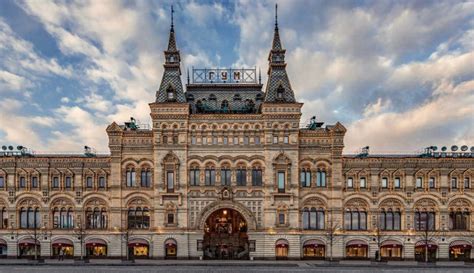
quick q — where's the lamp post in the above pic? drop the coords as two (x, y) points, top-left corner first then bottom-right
(114, 225), (132, 261)
(74, 219), (87, 261)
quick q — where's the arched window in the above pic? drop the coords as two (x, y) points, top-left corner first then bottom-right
(302, 207), (324, 230)
(415, 210), (436, 231)
(126, 167), (136, 187)
(86, 207), (107, 229)
(344, 209), (367, 230)
(252, 166), (262, 186)
(236, 165), (247, 186)
(0, 207), (7, 229)
(276, 85), (284, 100)
(209, 94), (216, 101)
(300, 168), (311, 187)
(20, 207), (40, 229)
(449, 209), (469, 230)
(189, 166), (200, 186)
(221, 166), (231, 186)
(316, 169), (326, 187)
(205, 166), (216, 186)
(140, 167), (152, 187)
(221, 100), (229, 111)
(233, 94), (241, 101)
(256, 93), (263, 102)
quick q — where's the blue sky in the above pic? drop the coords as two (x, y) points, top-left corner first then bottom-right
(0, 0), (473, 154)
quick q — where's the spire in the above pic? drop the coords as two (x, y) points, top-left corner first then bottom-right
(264, 3), (296, 103)
(156, 5), (185, 103)
(167, 5), (177, 52)
(271, 4), (282, 50)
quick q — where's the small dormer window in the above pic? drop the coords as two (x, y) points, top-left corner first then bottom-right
(167, 86), (175, 101)
(169, 56), (174, 62)
(233, 94), (241, 101)
(276, 85), (285, 100)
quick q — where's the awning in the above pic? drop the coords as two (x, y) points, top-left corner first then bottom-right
(346, 240), (368, 247)
(275, 239), (289, 246)
(52, 238), (74, 246)
(381, 240), (403, 247)
(129, 238), (149, 246)
(85, 238), (107, 246)
(164, 238), (177, 246)
(449, 240), (472, 249)
(415, 241), (437, 249)
(303, 239), (325, 247)
(18, 238), (38, 245)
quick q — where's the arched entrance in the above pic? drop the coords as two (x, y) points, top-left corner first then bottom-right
(203, 208), (249, 260)
(164, 238), (177, 259)
(51, 238), (74, 258)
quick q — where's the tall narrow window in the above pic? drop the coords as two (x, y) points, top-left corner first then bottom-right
(86, 177), (93, 189)
(205, 168), (215, 186)
(202, 136), (207, 145)
(465, 177), (470, 189)
(359, 177), (366, 188)
(223, 136), (228, 145)
(429, 177), (436, 188)
(191, 136), (196, 144)
(394, 177), (401, 189)
(381, 177), (388, 188)
(451, 177), (458, 189)
(19, 177), (26, 189)
(221, 168), (231, 186)
(167, 171), (174, 193)
(273, 136), (278, 144)
(252, 168), (262, 186)
(243, 136), (249, 145)
(141, 170), (151, 187)
(278, 172), (285, 193)
(283, 136), (289, 144)
(278, 213), (285, 225)
(347, 177), (353, 188)
(254, 136), (260, 144)
(189, 168), (200, 186)
(65, 176), (72, 189)
(52, 177), (59, 189)
(237, 168), (247, 186)
(0, 176), (4, 188)
(233, 136), (238, 145)
(316, 170), (326, 187)
(126, 168), (136, 187)
(98, 177), (106, 188)
(300, 169), (311, 187)
(416, 177), (423, 188)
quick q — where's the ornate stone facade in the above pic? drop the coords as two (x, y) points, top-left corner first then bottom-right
(0, 10), (472, 261)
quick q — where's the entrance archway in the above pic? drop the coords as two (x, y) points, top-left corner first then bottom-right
(203, 208), (249, 260)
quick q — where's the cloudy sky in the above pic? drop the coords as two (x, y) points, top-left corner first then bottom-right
(0, 0), (473, 154)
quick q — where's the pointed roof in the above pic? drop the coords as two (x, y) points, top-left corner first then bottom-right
(264, 4), (296, 103)
(167, 5), (177, 52)
(272, 4), (282, 50)
(156, 5), (186, 103)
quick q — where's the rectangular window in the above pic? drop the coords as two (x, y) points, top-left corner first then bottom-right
(191, 136), (196, 145)
(126, 170), (136, 187)
(283, 136), (289, 144)
(347, 177), (353, 188)
(429, 177), (435, 188)
(65, 177), (72, 189)
(359, 177), (366, 188)
(223, 137), (228, 145)
(19, 177), (26, 188)
(189, 169), (199, 186)
(202, 137), (207, 145)
(205, 169), (215, 186)
(233, 136), (238, 145)
(221, 169), (231, 186)
(237, 169), (247, 186)
(416, 177), (422, 188)
(394, 177), (401, 189)
(243, 136), (249, 145)
(212, 136), (218, 145)
(86, 177), (93, 188)
(173, 135), (178, 144)
(300, 170), (311, 187)
(99, 177), (106, 188)
(278, 172), (285, 193)
(52, 177), (59, 189)
(451, 177), (458, 189)
(316, 171), (326, 187)
(465, 177), (470, 189)
(278, 213), (285, 225)
(252, 169), (262, 186)
(254, 136), (260, 144)
(273, 136), (278, 144)
(167, 213), (174, 224)
(0, 177), (4, 188)
(381, 177), (388, 188)
(167, 171), (174, 193)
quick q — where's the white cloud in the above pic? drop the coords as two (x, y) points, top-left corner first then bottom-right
(0, 70), (31, 91)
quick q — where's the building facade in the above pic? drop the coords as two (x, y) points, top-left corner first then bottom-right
(0, 11), (473, 261)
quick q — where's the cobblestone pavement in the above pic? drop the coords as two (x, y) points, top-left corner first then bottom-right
(0, 265), (472, 273)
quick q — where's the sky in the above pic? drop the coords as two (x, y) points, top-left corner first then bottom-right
(0, 0), (473, 154)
